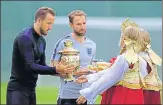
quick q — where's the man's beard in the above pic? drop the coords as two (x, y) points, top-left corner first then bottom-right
(40, 27), (47, 35)
(74, 30), (86, 36)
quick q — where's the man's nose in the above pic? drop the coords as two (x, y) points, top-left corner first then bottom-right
(81, 24), (86, 29)
(48, 26), (52, 30)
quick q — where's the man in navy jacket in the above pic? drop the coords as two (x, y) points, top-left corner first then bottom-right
(6, 7), (74, 105)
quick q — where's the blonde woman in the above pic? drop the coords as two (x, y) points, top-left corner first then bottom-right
(138, 28), (162, 104)
(100, 19), (148, 104)
(76, 25), (148, 104)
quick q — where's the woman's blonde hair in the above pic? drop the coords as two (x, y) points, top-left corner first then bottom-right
(138, 28), (151, 52)
(120, 26), (141, 54)
(124, 26), (140, 41)
(138, 28), (162, 66)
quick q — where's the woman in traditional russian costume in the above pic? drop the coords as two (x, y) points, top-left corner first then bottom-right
(138, 28), (162, 104)
(100, 18), (147, 104)
(75, 25), (148, 104)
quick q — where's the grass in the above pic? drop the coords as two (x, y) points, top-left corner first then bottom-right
(1, 82), (101, 104)
(2, 82), (161, 104)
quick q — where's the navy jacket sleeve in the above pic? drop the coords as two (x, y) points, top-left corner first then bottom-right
(40, 38), (46, 66)
(17, 35), (58, 75)
(40, 52), (46, 66)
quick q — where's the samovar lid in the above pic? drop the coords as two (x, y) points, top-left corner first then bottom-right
(58, 40), (79, 54)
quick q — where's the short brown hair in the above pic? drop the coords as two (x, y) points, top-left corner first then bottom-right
(68, 10), (86, 23)
(35, 7), (56, 22)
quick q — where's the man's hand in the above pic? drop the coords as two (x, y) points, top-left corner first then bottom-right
(76, 96), (87, 104)
(56, 60), (75, 74)
(50, 60), (58, 67)
(74, 68), (90, 76)
(75, 75), (88, 84)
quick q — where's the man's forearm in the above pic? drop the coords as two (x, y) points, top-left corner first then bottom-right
(25, 63), (58, 75)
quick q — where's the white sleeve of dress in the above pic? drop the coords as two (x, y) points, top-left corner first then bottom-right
(86, 69), (108, 84)
(79, 55), (129, 101)
(82, 70), (108, 89)
(139, 57), (148, 78)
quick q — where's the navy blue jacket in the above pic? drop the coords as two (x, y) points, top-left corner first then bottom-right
(7, 26), (57, 91)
